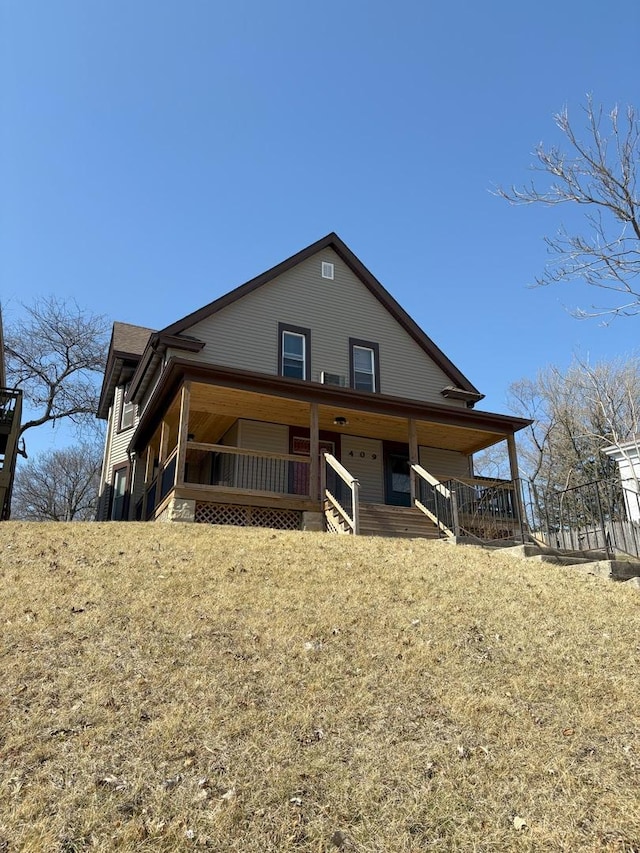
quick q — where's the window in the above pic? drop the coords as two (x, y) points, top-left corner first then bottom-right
(349, 338), (380, 393)
(278, 323), (311, 380)
(119, 384), (136, 431)
(321, 261), (334, 280)
(110, 465), (129, 520)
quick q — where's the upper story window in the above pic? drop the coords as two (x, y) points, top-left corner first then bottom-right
(119, 384), (137, 431)
(349, 338), (380, 393)
(278, 323), (311, 381)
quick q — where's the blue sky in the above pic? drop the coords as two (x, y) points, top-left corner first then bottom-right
(2, 0), (639, 456)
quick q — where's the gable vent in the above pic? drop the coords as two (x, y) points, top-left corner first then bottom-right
(321, 261), (334, 280)
(320, 371), (344, 386)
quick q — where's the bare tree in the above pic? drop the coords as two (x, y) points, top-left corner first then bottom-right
(508, 356), (640, 491)
(3, 297), (109, 451)
(498, 97), (640, 319)
(11, 442), (102, 521)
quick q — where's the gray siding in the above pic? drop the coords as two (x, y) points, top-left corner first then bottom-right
(96, 404), (115, 521)
(220, 421), (239, 447)
(169, 248), (467, 407)
(238, 420), (289, 453)
(340, 435), (384, 504)
(97, 385), (141, 518)
(419, 446), (471, 481)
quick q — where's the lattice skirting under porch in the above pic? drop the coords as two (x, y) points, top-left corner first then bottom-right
(194, 502), (302, 531)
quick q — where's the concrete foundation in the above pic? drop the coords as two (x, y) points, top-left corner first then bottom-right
(302, 511), (324, 532)
(161, 497), (196, 523)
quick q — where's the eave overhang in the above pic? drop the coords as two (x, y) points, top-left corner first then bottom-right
(127, 333), (205, 405)
(128, 358), (531, 456)
(441, 385), (485, 407)
(97, 349), (144, 420)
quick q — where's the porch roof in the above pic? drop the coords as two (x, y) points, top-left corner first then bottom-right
(129, 359), (531, 457)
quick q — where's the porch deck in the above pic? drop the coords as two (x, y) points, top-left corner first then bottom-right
(130, 376), (527, 539)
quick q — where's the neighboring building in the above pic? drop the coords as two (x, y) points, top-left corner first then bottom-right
(0, 307), (23, 520)
(96, 233), (530, 536)
(603, 438), (640, 523)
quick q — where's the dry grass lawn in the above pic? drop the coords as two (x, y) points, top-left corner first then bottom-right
(1, 522), (639, 852)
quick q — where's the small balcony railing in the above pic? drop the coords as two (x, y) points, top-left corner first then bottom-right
(0, 388), (21, 429)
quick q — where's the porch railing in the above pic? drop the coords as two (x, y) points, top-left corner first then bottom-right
(411, 464), (457, 537)
(447, 476), (522, 541)
(184, 442), (311, 496)
(411, 465), (524, 542)
(322, 452), (360, 534)
(0, 388), (21, 429)
(137, 442), (313, 520)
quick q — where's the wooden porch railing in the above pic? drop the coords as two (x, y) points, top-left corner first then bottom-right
(322, 452), (360, 534)
(137, 442), (313, 520)
(411, 464), (457, 537)
(184, 442), (312, 496)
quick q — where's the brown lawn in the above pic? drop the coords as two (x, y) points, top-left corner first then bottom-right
(1, 522), (639, 852)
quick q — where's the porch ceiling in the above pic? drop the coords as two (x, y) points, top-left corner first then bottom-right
(188, 383), (507, 455)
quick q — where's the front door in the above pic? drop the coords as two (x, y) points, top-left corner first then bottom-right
(384, 442), (411, 506)
(290, 428), (340, 498)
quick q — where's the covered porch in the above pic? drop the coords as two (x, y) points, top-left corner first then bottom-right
(128, 364), (528, 538)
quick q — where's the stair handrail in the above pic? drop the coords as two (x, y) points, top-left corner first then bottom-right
(322, 452), (360, 534)
(411, 464), (451, 498)
(410, 463), (457, 537)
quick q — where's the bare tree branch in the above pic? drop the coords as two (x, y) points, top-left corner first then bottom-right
(497, 97), (640, 318)
(509, 356), (640, 491)
(3, 297), (109, 450)
(11, 440), (103, 521)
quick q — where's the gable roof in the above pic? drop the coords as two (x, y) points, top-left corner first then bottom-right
(156, 233), (482, 399)
(112, 321), (155, 357)
(97, 321), (155, 419)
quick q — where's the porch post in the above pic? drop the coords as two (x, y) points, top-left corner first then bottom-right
(408, 417), (419, 505)
(507, 433), (525, 542)
(158, 420), (169, 464)
(176, 382), (191, 488)
(309, 402), (319, 500)
(144, 445), (154, 484)
(506, 434), (520, 482)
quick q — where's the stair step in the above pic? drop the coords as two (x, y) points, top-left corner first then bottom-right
(358, 503), (439, 539)
(324, 501), (440, 539)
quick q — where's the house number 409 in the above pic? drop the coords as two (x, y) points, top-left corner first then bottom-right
(348, 450), (377, 459)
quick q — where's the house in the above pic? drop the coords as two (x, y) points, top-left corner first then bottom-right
(0, 307), (23, 520)
(603, 438), (640, 523)
(96, 233), (530, 539)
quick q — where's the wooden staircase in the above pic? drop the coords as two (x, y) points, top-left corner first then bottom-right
(358, 503), (440, 539)
(324, 502), (438, 539)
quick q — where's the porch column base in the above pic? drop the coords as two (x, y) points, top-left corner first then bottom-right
(302, 511), (324, 532)
(161, 497), (196, 523)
